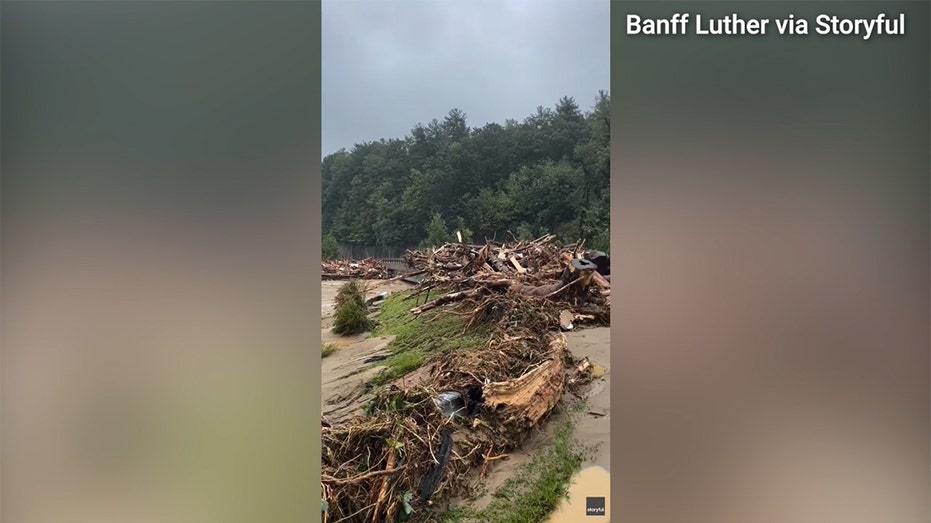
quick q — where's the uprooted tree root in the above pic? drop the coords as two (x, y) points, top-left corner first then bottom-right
(322, 237), (607, 522)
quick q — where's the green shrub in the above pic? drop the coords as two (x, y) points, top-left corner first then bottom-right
(332, 297), (374, 335)
(335, 280), (367, 309)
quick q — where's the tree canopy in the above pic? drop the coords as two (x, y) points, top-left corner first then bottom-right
(322, 91), (610, 251)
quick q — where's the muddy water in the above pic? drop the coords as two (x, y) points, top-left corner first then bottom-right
(320, 279), (413, 318)
(320, 279), (415, 422)
(548, 327), (611, 522)
(546, 465), (612, 521)
(461, 419), (563, 513)
(564, 327), (611, 471)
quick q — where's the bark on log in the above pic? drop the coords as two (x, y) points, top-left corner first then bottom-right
(483, 334), (568, 425)
(411, 288), (484, 314)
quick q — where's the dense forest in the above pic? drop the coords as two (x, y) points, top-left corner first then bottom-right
(322, 91), (610, 256)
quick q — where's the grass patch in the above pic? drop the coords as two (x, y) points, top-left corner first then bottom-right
(442, 412), (594, 523)
(321, 343), (337, 358)
(332, 280), (375, 335)
(367, 291), (488, 386)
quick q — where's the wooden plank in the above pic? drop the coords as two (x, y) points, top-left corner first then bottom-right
(592, 271), (611, 289)
(509, 256), (526, 274)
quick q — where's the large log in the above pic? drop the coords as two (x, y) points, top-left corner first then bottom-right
(411, 288), (484, 314)
(482, 334), (568, 426)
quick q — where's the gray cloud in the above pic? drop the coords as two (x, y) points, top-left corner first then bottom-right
(322, 0), (609, 156)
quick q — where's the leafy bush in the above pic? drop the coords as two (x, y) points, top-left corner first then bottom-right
(335, 280), (367, 309)
(332, 280), (374, 335)
(332, 299), (375, 335)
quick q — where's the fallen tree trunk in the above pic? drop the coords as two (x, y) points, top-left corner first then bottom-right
(482, 334), (568, 426)
(411, 288), (484, 315)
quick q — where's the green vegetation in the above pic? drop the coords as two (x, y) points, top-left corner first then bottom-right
(323, 92), (610, 250)
(322, 233), (341, 260)
(368, 292), (488, 386)
(332, 280), (375, 335)
(421, 212), (452, 248)
(443, 412), (594, 523)
(332, 300), (374, 335)
(334, 280), (367, 308)
(321, 343), (337, 358)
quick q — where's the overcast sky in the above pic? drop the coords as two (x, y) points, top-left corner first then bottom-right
(322, 0), (609, 157)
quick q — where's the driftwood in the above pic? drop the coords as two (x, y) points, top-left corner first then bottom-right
(404, 237), (610, 322)
(592, 271), (610, 288)
(411, 288), (483, 315)
(483, 334), (569, 426)
(322, 258), (391, 280)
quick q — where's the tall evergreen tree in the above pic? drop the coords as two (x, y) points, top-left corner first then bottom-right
(322, 92), (611, 251)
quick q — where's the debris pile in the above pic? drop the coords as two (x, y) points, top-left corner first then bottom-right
(322, 389), (461, 523)
(404, 234), (610, 328)
(321, 236), (609, 522)
(322, 258), (391, 280)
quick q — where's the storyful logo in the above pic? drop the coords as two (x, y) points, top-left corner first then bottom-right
(586, 497), (606, 516)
